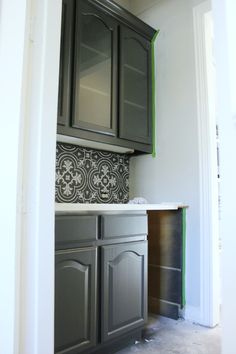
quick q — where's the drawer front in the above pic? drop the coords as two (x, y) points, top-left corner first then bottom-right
(101, 214), (147, 239)
(55, 215), (98, 249)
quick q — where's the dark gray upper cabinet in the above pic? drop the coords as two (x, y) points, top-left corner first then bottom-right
(55, 247), (97, 354)
(101, 241), (147, 342)
(57, 0), (157, 154)
(72, 0), (117, 136)
(57, 0), (75, 127)
(119, 27), (152, 144)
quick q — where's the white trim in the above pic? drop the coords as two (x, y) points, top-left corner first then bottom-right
(212, 0), (236, 352)
(193, 1), (220, 327)
(18, 0), (62, 353)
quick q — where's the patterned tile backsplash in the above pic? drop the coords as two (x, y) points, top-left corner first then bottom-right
(55, 142), (130, 203)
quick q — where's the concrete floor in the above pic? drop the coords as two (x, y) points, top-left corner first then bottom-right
(116, 315), (221, 354)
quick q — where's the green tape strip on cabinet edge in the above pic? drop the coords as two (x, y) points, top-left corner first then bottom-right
(151, 29), (160, 158)
(181, 208), (187, 308)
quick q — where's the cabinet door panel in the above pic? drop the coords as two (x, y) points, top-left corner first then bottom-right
(57, 0), (75, 126)
(119, 27), (152, 145)
(55, 247), (97, 354)
(73, 0), (117, 136)
(101, 241), (147, 342)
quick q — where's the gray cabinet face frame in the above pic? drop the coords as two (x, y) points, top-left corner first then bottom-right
(58, 0), (75, 127)
(72, 0), (118, 136)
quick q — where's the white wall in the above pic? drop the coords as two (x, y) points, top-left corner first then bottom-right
(0, 1), (27, 352)
(129, 0), (205, 321)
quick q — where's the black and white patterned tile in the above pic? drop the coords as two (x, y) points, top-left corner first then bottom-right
(55, 142), (130, 203)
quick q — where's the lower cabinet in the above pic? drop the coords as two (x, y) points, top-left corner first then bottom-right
(55, 247), (97, 354)
(55, 213), (148, 354)
(101, 241), (147, 342)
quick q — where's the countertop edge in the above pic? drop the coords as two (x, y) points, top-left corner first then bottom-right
(55, 203), (188, 213)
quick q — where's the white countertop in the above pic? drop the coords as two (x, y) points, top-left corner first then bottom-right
(55, 203), (187, 213)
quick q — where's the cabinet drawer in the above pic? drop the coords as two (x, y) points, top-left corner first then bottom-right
(101, 214), (147, 239)
(55, 215), (98, 249)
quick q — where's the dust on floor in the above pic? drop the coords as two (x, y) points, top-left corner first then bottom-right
(116, 315), (221, 354)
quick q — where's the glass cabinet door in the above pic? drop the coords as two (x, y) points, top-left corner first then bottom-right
(57, 0), (74, 127)
(73, 0), (117, 136)
(119, 26), (152, 144)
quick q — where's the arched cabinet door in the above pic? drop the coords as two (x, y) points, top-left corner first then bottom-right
(119, 26), (152, 145)
(55, 247), (97, 354)
(101, 241), (147, 342)
(72, 0), (118, 136)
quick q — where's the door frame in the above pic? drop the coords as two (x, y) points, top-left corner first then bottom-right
(212, 0), (236, 352)
(0, 0), (62, 353)
(1, 0), (227, 352)
(18, 1), (62, 353)
(191, 1), (220, 327)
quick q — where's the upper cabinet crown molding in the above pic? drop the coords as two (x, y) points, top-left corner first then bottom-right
(89, 0), (156, 39)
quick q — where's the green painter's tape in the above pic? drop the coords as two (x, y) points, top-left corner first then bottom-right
(181, 208), (187, 308)
(151, 30), (160, 158)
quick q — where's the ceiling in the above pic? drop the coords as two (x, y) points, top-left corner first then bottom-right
(113, 0), (161, 16)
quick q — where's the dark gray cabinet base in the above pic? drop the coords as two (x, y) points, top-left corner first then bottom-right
(55, 213), (148, 354)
